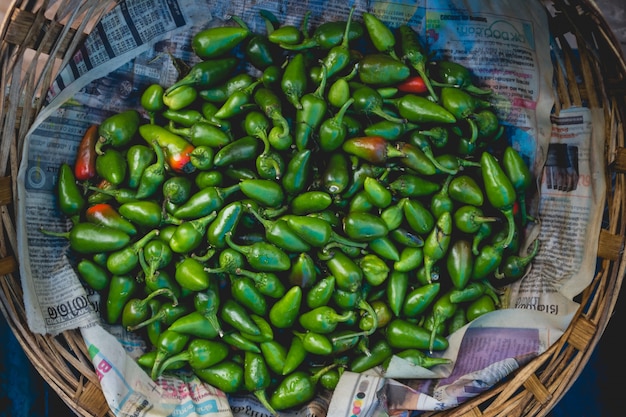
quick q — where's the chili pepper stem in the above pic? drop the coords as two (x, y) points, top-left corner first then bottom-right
(255, 390), (278, 417)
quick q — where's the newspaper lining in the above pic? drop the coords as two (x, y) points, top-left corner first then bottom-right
(15, 0), (605, 415)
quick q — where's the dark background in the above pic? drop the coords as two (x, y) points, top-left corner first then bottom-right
(1, 1), (625, 416)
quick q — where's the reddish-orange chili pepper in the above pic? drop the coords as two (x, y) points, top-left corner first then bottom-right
(396, 76), (429, 94)
(74, 125), (99, 181)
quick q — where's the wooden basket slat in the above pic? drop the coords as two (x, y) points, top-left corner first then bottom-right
(1, 1), (625, 417)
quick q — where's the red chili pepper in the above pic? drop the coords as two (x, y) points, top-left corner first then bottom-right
(74, 124), (99, 181)
(138, 124), (196, 174)
(396, 76), (429, 94)
(85, 203), (138, 236)
(342, 136), (405, 165)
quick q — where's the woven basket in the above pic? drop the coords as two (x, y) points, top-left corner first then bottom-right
(1, 1), (625, 416)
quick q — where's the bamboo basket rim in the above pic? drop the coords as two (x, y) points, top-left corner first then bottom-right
(1, 1), (625, 416)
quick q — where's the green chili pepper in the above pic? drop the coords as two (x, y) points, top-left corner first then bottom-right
(286, 252), (318, 289)
(471, 242), (505, 281)
(281, 52), (308, 110)
(357, 253), (390, 286)
(132, 141), (164, 199)
(95, 148), (127, 186)
(86, 182), (138, 205)
(213, 135), (260, 168)
(402, 282), (441, 318)
(350, 338), (393, 373)
(357, 53), (410, 86)
(402, 197), (435, 235)
(162, 84), (197, 110)
(244, 204), (311, 253)
(446, 239), (475, 290)
(105, 274), (138, 324)
(319, 97), (354, 152)
(318, 248), (362, 293)
(429, 60), (492, 95)
(449, 174), (484, 206)
(150, 329), (190, 380)
(390, 227), (424, 248)
(141, 84), (165, 123)
(430, 175), (454, 219)
(481, 151), (517, 248)
(225, 232), (290, 272)
(279, 16), (364, 51)
(175, 256), (211, 292)
(190, 173), (221, 193)
(118, 200), (164, 229)
(77, 258), (110, 291)
(388, 348), (452, 370)
(195, 360), (244, 393)
(253, 87), (292, 150)
(306, 275), (335, 309)
(245, 32), (279, 70)
(393, 246), (423, 273)
(162, 108), (207, 127)
(194, 286), (224, 337)
(502, 146), (533, 226)
(388, 173), (440, 198)
(387, 93), (457, 125)
(140, 238), (173, 282)
(199, 73), (254, 103)
(342, 211), (389, 242)
(495, 238), (540, 282)
(284, 213), (362, 249)
(282, 334), (307, 375)
(386, 270), (409, 317)
(380, 201), (405, 231)
(125, 144), (155, 190)
(351, 85), (405, 123)
(241, 314), (275, 344)
(166, 211), (216, 254)
(311, 6), (356, 83)
(165, 311), (218, 340)
(96, 109), (140, 154)
(56, 163), (85, 219)
(269, 285), (302, 329)
(295, 63), (328, 151)
(172, 184), (240, 220)
(423, 211), (452, 284)
(219, 298), (261, 336)
(168, 58), (239, 97)
(121, 288), (177, 331)
(359, 299), (393, 331)
(244, 351), (279, 415)
(213, 80), (261, 120)
(363, 12), (398, 59)
(269, 363), (338, 411)
(368, 236), (400, 262)
(385, 318), (448, 351)
(41, 222), (131, 254)
(106, 229), (159, 275)
(239, 178), (285, 208)
(257, 340), (286, 375)
(449, 281), (487, 304)
(363, 119), (420, 141)
(466, 294), (497, 322)
(454, 205), (499, 235)
(191, 17), (250, 58)
(158, 338), (229, 379)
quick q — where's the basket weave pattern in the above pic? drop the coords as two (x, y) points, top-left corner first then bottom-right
(1, 1), (625, 416)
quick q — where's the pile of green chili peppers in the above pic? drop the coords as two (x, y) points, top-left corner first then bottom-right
(46, 7), (541, 415)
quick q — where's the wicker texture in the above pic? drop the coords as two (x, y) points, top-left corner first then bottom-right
(1, 1), (625, 416)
